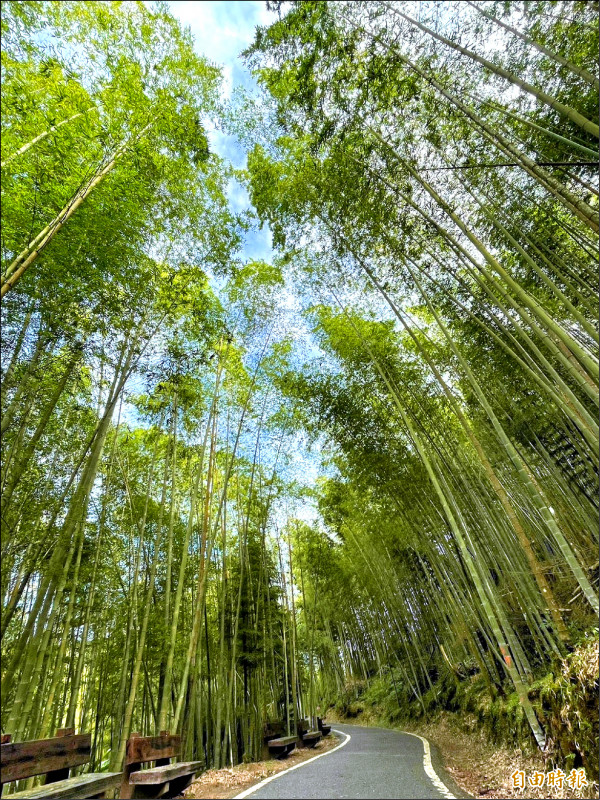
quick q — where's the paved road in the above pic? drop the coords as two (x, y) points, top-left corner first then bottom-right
(242, 723), (469, 799)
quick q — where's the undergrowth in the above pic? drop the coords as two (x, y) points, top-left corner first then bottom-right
(329, 631), (599, 782)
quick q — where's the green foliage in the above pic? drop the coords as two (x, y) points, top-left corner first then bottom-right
(1, 0), (598, 781)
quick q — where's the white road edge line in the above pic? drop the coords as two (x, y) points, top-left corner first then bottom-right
(401, 730), (456, 799)
(233, 729), (352, 799)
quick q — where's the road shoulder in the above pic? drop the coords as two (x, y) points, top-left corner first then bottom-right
(182, 733), (342, 800)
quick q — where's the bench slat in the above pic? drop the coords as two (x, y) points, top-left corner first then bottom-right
(267, 736), (296, 758)
(267, 736), (296, 747)
(129, 760), (204, 785)
(126, 735), (181, 765)
(1, 736), (91, 784)
(6, 772), (121, 800)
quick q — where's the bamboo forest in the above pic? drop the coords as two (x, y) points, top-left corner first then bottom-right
(0, 2), (598, 799)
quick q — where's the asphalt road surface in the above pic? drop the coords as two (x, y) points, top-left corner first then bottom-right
(242, 723), (470, 799)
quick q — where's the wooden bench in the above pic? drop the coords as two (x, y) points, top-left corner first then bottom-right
(317, 717), (332, 736)
(120, 731), (203, 799)
(263, 722), (296, 759)
(0, 729), (121, 799)
(266, 736), (297, 758)
(263, 722), (296, 758)
(297, 720), (321, 748)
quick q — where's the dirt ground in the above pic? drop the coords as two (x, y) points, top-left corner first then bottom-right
(403, 715), (598, 800)
(182, 734), (340, 800)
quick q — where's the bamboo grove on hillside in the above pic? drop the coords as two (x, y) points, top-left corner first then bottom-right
(1, 0), (599, 784)
(245, 0), (599, 755)
(1, 1), (322, 773)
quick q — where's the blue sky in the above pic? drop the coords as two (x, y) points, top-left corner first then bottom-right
(166, 2), (324, 523)
(169, 0), (277, 264)
(169, 1), (272, 100)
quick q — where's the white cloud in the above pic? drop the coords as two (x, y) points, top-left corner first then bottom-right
(169, 1), (277, 266)
(169, 0), (274, 94)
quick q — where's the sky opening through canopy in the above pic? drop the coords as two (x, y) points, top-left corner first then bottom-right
(169, 0), (276, 264)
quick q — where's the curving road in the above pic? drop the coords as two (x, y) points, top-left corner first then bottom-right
(238, 723), (470, 799)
